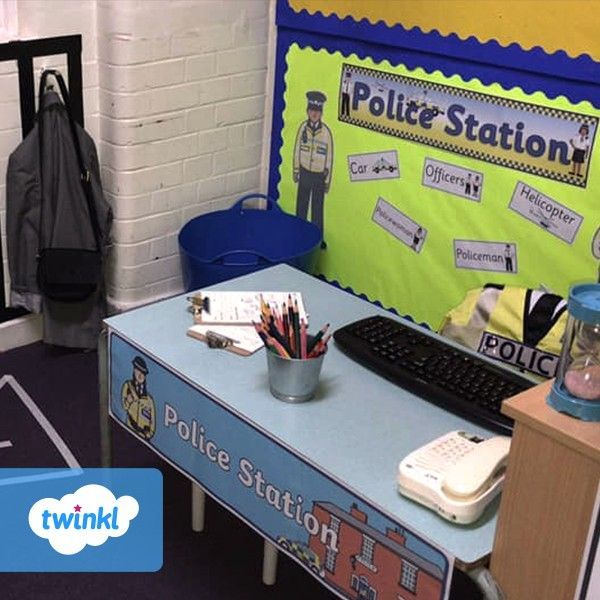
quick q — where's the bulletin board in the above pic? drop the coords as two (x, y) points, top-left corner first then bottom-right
(268, 0), (600, 330)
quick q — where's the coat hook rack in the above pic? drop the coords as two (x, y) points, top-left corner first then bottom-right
(0, 34), (84, 323)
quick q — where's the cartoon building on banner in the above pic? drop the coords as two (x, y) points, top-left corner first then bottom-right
(274, 502), (445, 599)
(309, 503), (444, 599)
(272, 1), (600, 331)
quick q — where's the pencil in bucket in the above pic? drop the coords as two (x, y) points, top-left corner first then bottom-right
(254, 295), (330, 402)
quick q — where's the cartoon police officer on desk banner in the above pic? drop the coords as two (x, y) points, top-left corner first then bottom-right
(121, 356), (156, 441)
(293, 91), (334, 249)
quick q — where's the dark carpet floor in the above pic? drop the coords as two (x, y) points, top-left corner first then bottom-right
(0, 342), (481, 599)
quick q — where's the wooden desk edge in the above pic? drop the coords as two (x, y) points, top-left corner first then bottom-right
(502, 380), (600, 462)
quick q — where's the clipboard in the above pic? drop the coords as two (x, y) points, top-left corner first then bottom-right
(186, 324), (264, 356)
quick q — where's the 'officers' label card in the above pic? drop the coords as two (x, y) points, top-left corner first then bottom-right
(422, 158), (483, 202)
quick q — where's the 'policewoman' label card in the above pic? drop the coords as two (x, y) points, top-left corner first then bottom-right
(372, 197), (427, 253)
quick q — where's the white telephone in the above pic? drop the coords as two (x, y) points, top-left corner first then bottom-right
(397, 430), (511, 525)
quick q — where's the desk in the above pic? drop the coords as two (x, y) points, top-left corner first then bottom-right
(100, 265), (501, 600)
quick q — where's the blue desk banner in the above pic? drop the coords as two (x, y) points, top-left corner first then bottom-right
(109, 332), (452, 600)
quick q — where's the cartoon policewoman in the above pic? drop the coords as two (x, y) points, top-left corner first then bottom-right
(569, 123), (590, 178)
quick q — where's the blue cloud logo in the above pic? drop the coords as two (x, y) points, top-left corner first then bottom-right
(28, 484), (139, 555)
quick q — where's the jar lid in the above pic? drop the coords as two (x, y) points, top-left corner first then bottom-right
(568, 283), (600, 324)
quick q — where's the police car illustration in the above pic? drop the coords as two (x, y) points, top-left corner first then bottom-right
(276, 536), (324, 577)
(407, 89), (445, 117)
(372, 157), (397, 174)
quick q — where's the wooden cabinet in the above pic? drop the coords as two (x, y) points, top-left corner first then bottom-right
(490, 380), (600, 599)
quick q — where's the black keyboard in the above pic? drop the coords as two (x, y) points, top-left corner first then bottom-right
(334, 315), (536, 435)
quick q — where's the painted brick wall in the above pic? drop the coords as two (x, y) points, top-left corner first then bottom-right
(0, 0), (99, 303)
(1, 0), (270, 313)
(97, 0), (269, 309)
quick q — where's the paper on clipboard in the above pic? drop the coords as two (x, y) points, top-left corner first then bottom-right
(191, 291), (307, 325)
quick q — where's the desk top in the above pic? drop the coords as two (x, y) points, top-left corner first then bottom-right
(105, 264), (502, 566)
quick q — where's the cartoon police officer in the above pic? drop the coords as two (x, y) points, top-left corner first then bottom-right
(293, 91), (334, 250)
(121, 356), (156, 441)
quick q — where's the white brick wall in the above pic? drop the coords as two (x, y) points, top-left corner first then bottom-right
(98, 0), (270, 309)
(0, 0), (271, 313)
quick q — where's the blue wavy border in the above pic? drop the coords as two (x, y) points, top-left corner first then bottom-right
(276, 0), (600, 92)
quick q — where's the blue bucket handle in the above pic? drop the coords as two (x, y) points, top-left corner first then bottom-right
(211, 249), (270, 266)
(231, 193), (282, 213)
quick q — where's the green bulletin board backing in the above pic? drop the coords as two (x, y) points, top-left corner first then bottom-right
(276, 45), (599, 329)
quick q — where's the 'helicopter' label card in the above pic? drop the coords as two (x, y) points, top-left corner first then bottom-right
(509, 182), (583, 244)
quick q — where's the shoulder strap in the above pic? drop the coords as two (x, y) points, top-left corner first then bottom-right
(37, 69), (101, 252)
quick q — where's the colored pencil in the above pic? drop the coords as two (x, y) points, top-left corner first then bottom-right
(306, 323), (329, 355)
(308, 333), (331, 358)
(265, 334), (290, 358)
(300, 319), (307, 359)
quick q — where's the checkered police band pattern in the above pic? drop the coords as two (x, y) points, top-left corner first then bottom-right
(340, 63), (595, 187)
(344, 64), (596, 124)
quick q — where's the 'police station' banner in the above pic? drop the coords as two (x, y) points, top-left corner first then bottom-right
(109, 333), (452, 600)
(341, 63), (597, 188)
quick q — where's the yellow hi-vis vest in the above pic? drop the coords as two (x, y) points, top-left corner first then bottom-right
(439, 285), (568, 379)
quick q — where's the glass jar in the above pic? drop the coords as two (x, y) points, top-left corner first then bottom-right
(548, 283), (600, 420)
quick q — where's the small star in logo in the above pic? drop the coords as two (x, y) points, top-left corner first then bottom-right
(74, 505), (82, 512)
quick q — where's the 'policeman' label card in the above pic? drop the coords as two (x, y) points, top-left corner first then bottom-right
(454, 240), (517, 274)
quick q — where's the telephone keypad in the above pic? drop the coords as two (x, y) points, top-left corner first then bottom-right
(412, 433), (476, 474)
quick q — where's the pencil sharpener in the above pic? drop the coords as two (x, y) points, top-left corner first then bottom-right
(548, 283), (600, 421)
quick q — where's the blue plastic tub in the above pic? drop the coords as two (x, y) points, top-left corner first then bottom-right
(178, 194), (322, 291)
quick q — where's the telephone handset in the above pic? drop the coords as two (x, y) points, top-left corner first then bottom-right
(397, 431), (511, 525)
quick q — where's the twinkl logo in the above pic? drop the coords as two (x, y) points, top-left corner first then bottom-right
(42, 506), (119, 531)
(29, 484), (139, 555)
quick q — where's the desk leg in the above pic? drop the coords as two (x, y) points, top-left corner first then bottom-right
(191, 482), (205, 532)
(468, 566), (505, 600)
(262, 540), (278, 586)
(98, 327), (112, 468)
